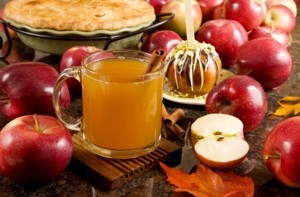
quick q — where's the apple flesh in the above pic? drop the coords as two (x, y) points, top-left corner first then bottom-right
(263, 5), (296, 34)
(191, 113), (249, 169)
(262, 117), (300, 188)
(140, 30), (182, 59)
(236, 37), (292, 90)
(196, 19), (248, 67)
(0, 62), (70, 119)
(206, 75), (268, 132)
(0, 115), (73, 183)
(160, 0), (202, 36)
(60, 46), (101, 96)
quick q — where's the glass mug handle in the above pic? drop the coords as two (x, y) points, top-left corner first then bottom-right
(53, 67), (81, 131)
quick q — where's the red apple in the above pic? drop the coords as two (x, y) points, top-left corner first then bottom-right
(265, 0), (297, 17)
(0, 115), (72, 183)
(60, 46), (100, 95)
(197, 0), (224, 22)
(160, 0), (202, 36)
(141, 30), (182, 59)
(248, 26), (290, 49)
(263, 5), (296, 34)
(224, 0), (267, 31)
(2, 38), (35, 65)
(148, 0), (173, 14)
(191, 113), (249, 169)
(212, 3), (225, 19)
(205, 75), (268, 132)
(262, 117), (300, 188)
(0, 62), (70, 119)
(236, 37), (292, 90)
(196, 19), (248, 67)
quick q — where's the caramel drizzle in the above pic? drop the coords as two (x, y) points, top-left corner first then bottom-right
(165, 40), (219, 93)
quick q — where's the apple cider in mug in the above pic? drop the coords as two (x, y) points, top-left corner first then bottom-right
(53, 50), (164, 159)
(82, 58), (163, 151)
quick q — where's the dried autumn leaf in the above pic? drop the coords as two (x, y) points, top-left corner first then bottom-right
(269, 96), (300, 118)
(159, 162), (254, 197)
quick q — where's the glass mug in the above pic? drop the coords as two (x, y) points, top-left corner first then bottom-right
(53, 50), (164, 159)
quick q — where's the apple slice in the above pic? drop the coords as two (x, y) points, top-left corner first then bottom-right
(191, 113), (249, 169)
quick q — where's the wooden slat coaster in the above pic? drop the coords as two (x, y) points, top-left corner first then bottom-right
(71, 134), (182, 190)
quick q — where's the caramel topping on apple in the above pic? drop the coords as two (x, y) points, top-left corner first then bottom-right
(165, 40), (222, 97)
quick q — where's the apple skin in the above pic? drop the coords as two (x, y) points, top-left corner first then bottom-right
(224, 0), (267, 31)
(262, 117), (300, 188)
(160, 0), (202, 36)
(141, 30), (182, 59)
(60, 46), (100, 96)
(265, 0), (297, 17)
(212, 3), (225, 19)
(236, 37), (292, 90)
(148, 0), (173, 14)
(194, 149), (247, 169)
(196, 0), (224, 22)
(205, 75), (268, 132)
(0, 115), (73, 183)
(0, 62), (70, 119)
(196, 19), (248, 68)
(248, 26), (290, 49)
(263, 5), (296, 34)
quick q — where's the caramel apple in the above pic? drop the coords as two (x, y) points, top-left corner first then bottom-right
(165, 40), (222, 97)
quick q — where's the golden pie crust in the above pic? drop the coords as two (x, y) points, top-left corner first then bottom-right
(4, 0), (155, 32)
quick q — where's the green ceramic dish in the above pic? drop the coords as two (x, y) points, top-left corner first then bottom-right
(2, 13), (174, 55)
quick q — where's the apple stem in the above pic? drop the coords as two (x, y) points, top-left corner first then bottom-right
(264, 154), (281, 160)
(33, 114), (41, 132)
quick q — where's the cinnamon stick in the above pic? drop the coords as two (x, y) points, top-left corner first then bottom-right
(164, 108), (185, 126)
(143, 49), (165, 75)
(162, 104), (186, 139)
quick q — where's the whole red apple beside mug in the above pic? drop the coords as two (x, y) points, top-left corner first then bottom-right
(0, 62), (70, 119)
(60, 46), (100, 95)
(0, 115), (73, 183)
(206, 75), (268, 132)
(141, 30), (182, 59)
(263, 117), (300, 188)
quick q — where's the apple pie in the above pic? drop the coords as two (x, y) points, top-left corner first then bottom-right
(3, 0), (155, 32)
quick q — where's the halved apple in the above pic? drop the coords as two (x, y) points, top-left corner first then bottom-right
(191, 113), (249, 169)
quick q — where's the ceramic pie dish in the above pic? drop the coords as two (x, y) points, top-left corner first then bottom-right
(0, 0), (173, 56)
